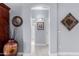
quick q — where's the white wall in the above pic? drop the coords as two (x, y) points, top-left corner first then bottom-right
(22, 4), (31, 55)
(5, 3), (58, 55)
(21, 3), (57, 55)
(5, 3), (79, 56)
(58, 3), (79, 55)
(5, 3), (24, 55)
(24, 3), (58, 55)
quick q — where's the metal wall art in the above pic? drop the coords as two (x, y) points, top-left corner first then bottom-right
(12, 16), (23, 27)
(61, 13), (78, 31)
(37, 22), (44, 30)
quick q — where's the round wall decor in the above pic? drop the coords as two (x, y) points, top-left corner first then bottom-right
(12, 16), (23, 27)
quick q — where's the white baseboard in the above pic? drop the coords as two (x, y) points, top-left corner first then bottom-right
(50, 53), (57, 56)
(50, 52), (79, 56)
(35, 43), (48, 46)
(17, 52), (31, 56)
(23, 53), (31, 56)
(17, 52), (23, 56)
(17, 52), (79, 56)
(58, 52), (79, 56)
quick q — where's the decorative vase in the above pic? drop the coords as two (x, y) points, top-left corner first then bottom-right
(3, 39), (18, 56)
(3, 28), (18, 56)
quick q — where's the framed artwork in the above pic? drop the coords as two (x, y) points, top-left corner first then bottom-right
(61, 13), (78, 31)
(37, 22), (44, 30)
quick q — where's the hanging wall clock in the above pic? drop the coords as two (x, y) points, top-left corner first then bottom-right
(12, 16), (23, 27)
(61, 13), (78, 31)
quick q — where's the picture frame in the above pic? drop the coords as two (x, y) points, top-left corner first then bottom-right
(37, 22), (44, 30)
(61, 13), (78, 31)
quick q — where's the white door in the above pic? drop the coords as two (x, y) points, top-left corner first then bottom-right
(58, 3), (79, 56)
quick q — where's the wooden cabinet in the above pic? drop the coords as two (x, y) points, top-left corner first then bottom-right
(0, 3), (10, 55)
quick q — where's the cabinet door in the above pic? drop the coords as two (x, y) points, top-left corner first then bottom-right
(0, 14), (9, 42)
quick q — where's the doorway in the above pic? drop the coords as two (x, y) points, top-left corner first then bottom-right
(31, 6), (50, 56)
